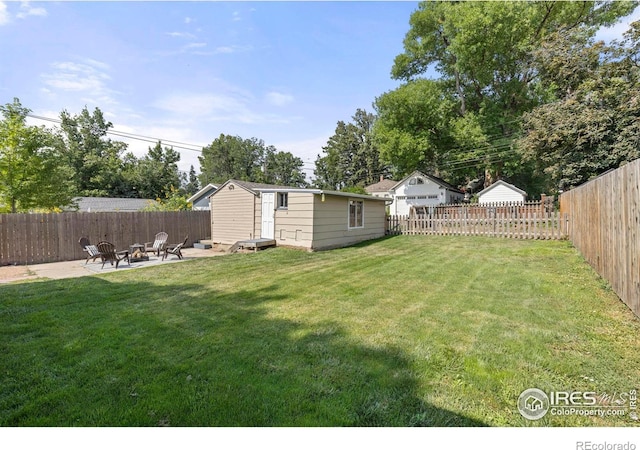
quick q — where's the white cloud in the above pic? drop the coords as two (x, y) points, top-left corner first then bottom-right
(16, 1), (46, 19)
(184, 17), (193, 24)
(0, 2), (10, 25)
(41, 59), (119, 106)
(265, 91), (294, 107)
(232, 11), (241, 22)
(166, 31), (196, 39)
(213, 44), (253, 54)
(595, 6), (640, 42)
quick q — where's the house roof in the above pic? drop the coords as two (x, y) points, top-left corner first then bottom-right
(70, 197), (157, 212)
(391, 170), (463, 194)
(477, 180), (527, 197)
(187, 183), (218, 203)
(212, 179), (391, 202)
(364, 178), (397, 193)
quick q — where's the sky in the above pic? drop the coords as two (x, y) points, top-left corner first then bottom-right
(1, 1), (639, 181)
(0, 0), (422, 179)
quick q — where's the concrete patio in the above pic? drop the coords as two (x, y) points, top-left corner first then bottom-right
(0, 247), (226, 283)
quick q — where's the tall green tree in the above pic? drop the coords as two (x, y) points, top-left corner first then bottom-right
(132, 141), (182, 199)
(198, 134), (265, 185)
(0, 98), (75, 213)
(183, 165), (200, 195)
(264, 150), (307, 187)
(519, 23), (640, 192)
(57, 106), (128, 197)
(379, 0), (636, 189)
(314, 109), (388, 190)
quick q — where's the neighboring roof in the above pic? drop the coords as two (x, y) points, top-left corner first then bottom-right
(477, 180), (527, 197)
(364, 178), (397, 193)
(391, 170), (464, 194)
(187, 183), (218, 203)
(70, 197), (157, 212)
(212, 179), (390, 202)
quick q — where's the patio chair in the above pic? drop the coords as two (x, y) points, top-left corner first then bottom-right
(162, 235), (188, 261)
(145, 232), (168, 257)
(79, 236), (103, 264)
(96, 241), (129, 269)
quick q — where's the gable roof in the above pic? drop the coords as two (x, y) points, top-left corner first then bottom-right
(364, 178), (397, 193)
(391, 170), (463, 194)
(211, 179), (390, 202)
(71, 197), (157, 212)
(477, 180), (527, 197)
(187, 183), (218, 203)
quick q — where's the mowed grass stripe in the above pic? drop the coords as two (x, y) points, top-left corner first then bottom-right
(1, 236), (639, 426)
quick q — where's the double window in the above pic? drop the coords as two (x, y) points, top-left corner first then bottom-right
(349, 200), (364, 229)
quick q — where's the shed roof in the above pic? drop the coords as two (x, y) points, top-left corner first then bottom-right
(212, 179), (390, 202)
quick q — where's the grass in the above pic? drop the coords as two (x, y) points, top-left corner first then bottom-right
(1, 235), (639, 426)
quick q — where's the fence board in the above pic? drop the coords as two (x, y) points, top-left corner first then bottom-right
(0, 211), (210, 266)
(561, 159), (640, 318)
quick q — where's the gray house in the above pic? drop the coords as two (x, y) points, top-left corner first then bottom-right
(210, 180), (390, 251)
(187, 183), (218, 210)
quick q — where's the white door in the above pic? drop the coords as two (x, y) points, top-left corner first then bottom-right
(261, 193), (275, 239)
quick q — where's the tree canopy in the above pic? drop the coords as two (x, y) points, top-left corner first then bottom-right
(0, 99), (75, 213)
(314, 109), (389, 190)
(199, 134), (307, 187)
(375, 0), (637, 196)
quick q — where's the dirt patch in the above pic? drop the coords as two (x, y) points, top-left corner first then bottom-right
(0, 265), (36, 283)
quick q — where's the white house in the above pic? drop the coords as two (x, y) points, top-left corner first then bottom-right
(477, 180), (527, 204)
(365, 170), (464, 216)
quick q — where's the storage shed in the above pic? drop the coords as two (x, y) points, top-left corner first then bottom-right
(210, 180), (390, 251)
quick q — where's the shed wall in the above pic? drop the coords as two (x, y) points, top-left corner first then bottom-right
(211, 184), (257, 244)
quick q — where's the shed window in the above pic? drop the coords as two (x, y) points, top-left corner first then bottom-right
(277, 193), (288, 209)
(349, 200), (364, 229)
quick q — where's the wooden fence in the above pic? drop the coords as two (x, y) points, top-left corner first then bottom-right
(560, 159), (640, 318)
(387, 201), (567, 240)
(0, 210), (211, 265)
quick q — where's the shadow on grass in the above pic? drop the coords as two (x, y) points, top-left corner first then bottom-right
(0, 276), (486, 427)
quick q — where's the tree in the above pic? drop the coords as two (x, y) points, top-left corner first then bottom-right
(264, 150), (307, 187)
(198, 134), (265, 185)
(0, 98), (75, 213)
(131, 141), (182, 199)
(314, 109), (388, 190)
(57, 106), (128, 197)
(381, 1), (636, 189)
(143, 185), (191, 211)
(518, 23), (640, 192)
(183, 165), (200, 195)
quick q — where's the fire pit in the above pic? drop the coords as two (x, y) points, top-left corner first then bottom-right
(129, 244), (149, 262)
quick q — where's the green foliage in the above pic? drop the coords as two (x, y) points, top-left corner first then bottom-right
(314, 109), (388, 189)
(378, 0), (637, 192)
(199, 134), (306, 187)
(57, 106), (130, 197)
(519, 23), (640, 191)
(0, 98), (75, 213)
(143, 185), (191, 211)
(183, 165), (200, 196)
(129, 141), (182, 199)
(264, 149), (307, 187)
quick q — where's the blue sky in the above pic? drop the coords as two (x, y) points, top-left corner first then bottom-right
(0, 1), (422, 178)
(1, 1), (639, 180)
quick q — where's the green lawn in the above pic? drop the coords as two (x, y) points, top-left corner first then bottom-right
(1, 236), (639, 426)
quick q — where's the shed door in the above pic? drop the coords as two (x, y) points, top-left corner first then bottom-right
(261, 193), (275, 239)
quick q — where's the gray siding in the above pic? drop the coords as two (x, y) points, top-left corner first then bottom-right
(274, 192), (314, 248)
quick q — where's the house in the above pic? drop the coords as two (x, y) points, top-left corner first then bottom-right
(210, 179), (391, 251)
(365, 170), (464, 216)
(364, 175), (398, 212)
(477, 180), (527, 204)
(69, 197), (157, 212)
(187, 183), (218, 210)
